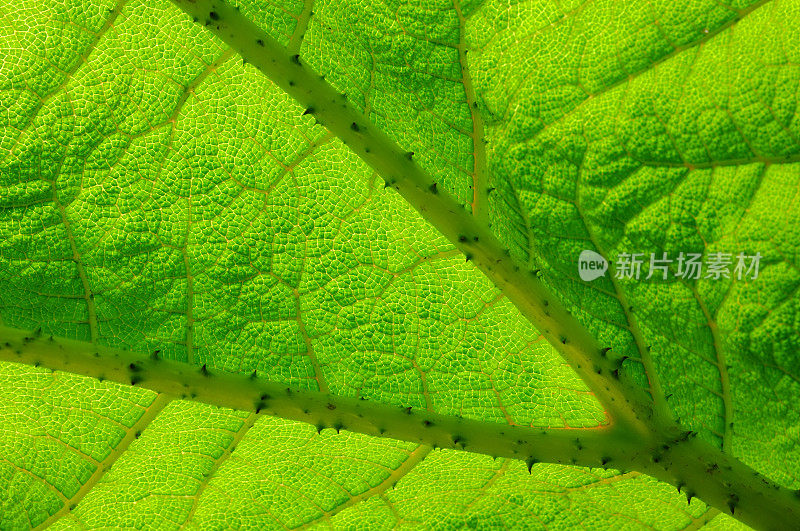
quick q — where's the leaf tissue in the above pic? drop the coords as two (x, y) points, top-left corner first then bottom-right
(0, 0), (798, 529)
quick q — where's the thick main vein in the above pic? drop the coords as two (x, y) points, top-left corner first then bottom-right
(166, 0), (661, 434)
(3, 325), (800, 529)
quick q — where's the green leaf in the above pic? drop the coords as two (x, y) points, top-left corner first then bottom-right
(0, 0), (797, 529)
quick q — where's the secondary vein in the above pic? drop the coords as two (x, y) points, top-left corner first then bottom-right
(166, 0), (661, 434)
(36, 393), (172, 530)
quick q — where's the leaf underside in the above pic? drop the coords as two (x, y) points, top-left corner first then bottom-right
(0, 0), (798, 529)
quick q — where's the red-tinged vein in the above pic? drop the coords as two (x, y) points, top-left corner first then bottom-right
(474, 333), (516, 425)
(180, 412), (259, 529)
(288, 0), (314, 54)
(233, 130), (334, 385)
(226, 132), (334, 220)
(44, 1), (800, 523)
(0, 457), (68, 506)
(573, 162), (669, 418)
(294, 287), (329, 393)
(689, 285), (733, 453)
(9, 0), (129, 144)
(522, 0), (775, 145)
(172, 0), (676, 433)
(253, 131), (335, 200)
(295, 444), (432, 529)
(411, 358), (433, 411)
(636, 153), (800, 170)
(289, 135), (332, 393)
(50, 174), (99, 343)
(131, 49), (236, 138)
(462, 460), (509, 512)
(555, 470), (640, 493)
(38, 432), (100, 468)
(169, 49), (236, 125)
(453, 0), (489, 226)
(37, 393), (171, 530)
(182, 145), (196, 364)
(171, 51), (236, 365)
(182, 244), (196, 364)
(489, 390), (516, 426)
(4, 326), (800, 529)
